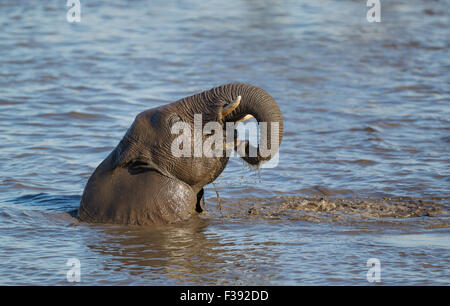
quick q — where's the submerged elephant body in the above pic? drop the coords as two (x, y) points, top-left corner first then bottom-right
(78, 83), (283, 225)
(78, 155), (201, 225)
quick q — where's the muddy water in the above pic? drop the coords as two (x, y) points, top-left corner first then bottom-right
(0, 0), (449, 285)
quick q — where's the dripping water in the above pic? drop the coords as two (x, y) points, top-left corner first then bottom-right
(212, 182), (223, 217)
(241, 159), (262, 184)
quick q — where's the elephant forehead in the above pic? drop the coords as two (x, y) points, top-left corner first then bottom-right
(122, 108), (181, 149)
(137, 107), (181, 128)
(129, 109), (163, 136)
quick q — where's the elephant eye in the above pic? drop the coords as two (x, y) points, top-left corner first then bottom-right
(167, 113), (182, 127)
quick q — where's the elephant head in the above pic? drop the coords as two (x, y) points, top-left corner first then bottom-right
(78, 83), (283, 225)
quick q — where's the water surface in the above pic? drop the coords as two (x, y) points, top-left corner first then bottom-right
(0, 0), (449, 285)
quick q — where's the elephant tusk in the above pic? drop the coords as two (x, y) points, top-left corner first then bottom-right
(224, 140), (235, 151)
(219, 95), (241, 120)
(235, 114), (254, 123)
(225, 137), (242, 152)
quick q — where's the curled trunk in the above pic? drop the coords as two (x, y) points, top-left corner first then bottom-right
(210, 83), (284, 165)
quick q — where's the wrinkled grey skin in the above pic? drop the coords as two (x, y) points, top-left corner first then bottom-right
(78, 83), (283, 225)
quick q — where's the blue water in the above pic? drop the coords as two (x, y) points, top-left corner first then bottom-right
(0, 0), (448, 285)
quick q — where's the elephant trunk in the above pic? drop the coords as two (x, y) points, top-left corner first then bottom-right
(212, 83), (284, 165)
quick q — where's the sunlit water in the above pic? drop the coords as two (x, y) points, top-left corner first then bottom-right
(0, 0), (449, 285)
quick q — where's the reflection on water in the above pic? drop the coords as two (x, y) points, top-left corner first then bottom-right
(86, 218), (233, 285)
(0, 192), (448, 285)
(0, 0), (449, 284)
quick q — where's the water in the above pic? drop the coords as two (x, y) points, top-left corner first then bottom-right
(0, 0), (449, 285)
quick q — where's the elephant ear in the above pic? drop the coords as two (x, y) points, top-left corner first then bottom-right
(111, 135), (175, 179)
(111, 136), (153, 170)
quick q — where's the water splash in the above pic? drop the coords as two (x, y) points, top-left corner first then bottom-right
(242, 195), (448, 223)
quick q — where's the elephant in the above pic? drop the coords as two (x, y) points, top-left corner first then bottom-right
(78, 83), (283, 225)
